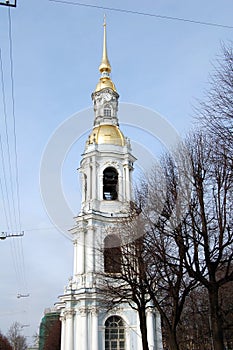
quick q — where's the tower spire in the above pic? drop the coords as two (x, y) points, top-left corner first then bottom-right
(99, 15), (111, 74)
(94, 16), (117, 93)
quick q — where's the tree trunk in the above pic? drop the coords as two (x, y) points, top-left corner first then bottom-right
(138, 306), (149, 350)
(209, 287), (225, 350)
(167, 330), (180, 350)
(162, 317), (180, 350)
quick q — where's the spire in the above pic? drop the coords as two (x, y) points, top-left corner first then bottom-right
(99, 15), (111, 74)
(94, 16), (117, 93)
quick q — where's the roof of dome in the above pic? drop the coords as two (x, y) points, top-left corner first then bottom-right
(88, 125), (125, 146)
(95, 76), (117, 93)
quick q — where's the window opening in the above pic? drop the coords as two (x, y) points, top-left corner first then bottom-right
(104, 107), (111, 117)
(105, 316), (125, 350)
(104, 235), (121, 274)
(103, 167), (118, 200)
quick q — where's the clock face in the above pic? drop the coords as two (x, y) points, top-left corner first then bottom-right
(103, 92), (111, 101)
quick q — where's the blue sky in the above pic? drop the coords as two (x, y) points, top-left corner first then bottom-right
(0, 0), (233, 344)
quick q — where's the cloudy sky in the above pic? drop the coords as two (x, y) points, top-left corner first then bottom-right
(0, 0), (233, 345)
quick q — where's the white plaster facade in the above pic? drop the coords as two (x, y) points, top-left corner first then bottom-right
(55, 22), (163, 350)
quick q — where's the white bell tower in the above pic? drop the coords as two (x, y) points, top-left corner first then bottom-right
(56, 18), (162, 350)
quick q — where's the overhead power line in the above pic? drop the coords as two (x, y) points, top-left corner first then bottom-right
(0, 8), (27, 297)
(8, 6), (22, 232)
(49, 0), (233, 29)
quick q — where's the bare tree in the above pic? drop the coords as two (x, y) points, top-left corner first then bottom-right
(175, 133), (233, 350)
(137, 154), (197, 350)
(7, 322), (27, 350)
(196, 42), (233, 155)
(177, 286), (212, 350)
(135, 131), (233, 350)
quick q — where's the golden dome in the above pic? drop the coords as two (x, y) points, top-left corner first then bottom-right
(88, 125), (125, 146)
(95, 77), (117, 93)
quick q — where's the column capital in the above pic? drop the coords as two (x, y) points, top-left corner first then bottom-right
(90, 307), (99, 316)
(146, 306), (155, 315)
(78, 307), (87, 316)
(65, 309), (75, 319)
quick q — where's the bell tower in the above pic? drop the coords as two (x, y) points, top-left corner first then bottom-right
(80, 17), (134, 217)
(56, 18), (162, 350)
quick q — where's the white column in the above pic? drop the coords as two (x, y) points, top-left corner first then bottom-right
(87, 165), (91, 201)
(86, 226), (94, 273)
(125, 166), (130, 201)
(146, 308), (155, 350)
(155, 310), (163, 350)
(60, 315), (66, 350)
(129, 168), (132, 201)
(99, 174), (103, 200)
(73, 239), (78, 276)
(80, 308), (87, 350)
(92, 162), (97, 200)
(76, 231), (85, 274)
(91, 308), (99, 350)
(118, 175), (123, 201)
(90, 166), (93, 199)
(136, 313), (142, 350)
(75, 311), (81, 350)
(81, 173), (86, 203)
(65, 310), (74, 350)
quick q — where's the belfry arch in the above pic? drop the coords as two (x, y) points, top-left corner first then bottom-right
(103, 167), (118, 200)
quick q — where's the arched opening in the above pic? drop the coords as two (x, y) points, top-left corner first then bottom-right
(104, 104), (112, 117)
(104, 234), (121, 273)
(105, 316), (125, 350)
(103, 167), (118, 200)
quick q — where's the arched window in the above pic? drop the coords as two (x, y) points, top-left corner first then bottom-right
(104, 234), (121, 273)
(105, 316), (125, 350)
(104, 104), (112, 117)
(103, 167), (118, 200)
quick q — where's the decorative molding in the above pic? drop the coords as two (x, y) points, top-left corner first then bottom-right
(78, 307), (87, 316)
(65, 309), (75, 319)
(90, 307), (99, 316)
(146, 307), (155, 315)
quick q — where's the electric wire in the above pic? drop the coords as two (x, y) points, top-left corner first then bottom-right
(8, 8), (25, 289)
(0, 176), (10, 231)
(0, 9), (28, 297)
(0, 48), (13, 230)
(48, 0), (233, 30)
(1, 47), (18, 233)
(8, 6), (22, 232)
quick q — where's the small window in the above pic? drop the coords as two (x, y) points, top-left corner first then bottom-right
(104, 108), (111, 117)
(103, 167), (118, 200)
(104, 235), (121, 273)
(105, 316), (125, 350)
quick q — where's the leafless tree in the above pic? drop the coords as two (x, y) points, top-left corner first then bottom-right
(196, 42), (233, 155)
(7, 322), (27, 350)
(175, 132), (233, 350)
(177, 286), (212, 350)
(137, 153), (198, 350)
